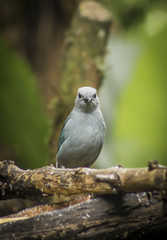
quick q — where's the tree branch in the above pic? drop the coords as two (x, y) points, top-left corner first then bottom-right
(0, 192), (167, 240)
(1, 160), (167, 239)
(0, 160), (167, 201)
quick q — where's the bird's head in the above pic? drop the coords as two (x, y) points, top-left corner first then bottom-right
(74, 86), (100, 112)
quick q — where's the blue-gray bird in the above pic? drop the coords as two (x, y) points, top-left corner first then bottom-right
(56, 86), (106, 168)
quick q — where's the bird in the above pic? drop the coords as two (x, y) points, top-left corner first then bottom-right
(56, 86), (106, 168)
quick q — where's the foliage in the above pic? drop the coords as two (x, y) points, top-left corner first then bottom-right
(113, 22), (167, 167)
(0, 37), (49, 169)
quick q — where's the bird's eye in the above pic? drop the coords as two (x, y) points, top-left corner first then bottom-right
(78, 93), (82, 99)
(93, 93), (96, 98)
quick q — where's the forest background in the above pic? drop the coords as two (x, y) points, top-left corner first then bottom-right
(0, 0), (166, 170)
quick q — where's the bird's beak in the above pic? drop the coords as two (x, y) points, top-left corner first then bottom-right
(84, 97), (92, 104)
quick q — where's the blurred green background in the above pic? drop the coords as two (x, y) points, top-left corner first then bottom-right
(97, 0), (167, 168)
(0, 0), (167, 169)
(0, 37), (49, 168)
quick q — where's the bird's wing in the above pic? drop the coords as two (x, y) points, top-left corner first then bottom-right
(57, 114), (71, 153)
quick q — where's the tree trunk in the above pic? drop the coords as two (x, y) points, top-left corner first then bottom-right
(48, 0), (112, 161)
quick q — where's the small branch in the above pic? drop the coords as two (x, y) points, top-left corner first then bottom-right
(0, 195), (92, 224)
(0, 160), (167, 201)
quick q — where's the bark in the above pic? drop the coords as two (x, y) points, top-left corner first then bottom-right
(0, 160), (167, 239)
(0, 193), (167, 240)
(0, 160), (167, 201)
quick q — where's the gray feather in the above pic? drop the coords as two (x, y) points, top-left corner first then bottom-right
(56, 87), (106, 168)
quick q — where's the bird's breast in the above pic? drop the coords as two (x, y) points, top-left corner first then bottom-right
(57, 110), (105, 168)
(67, 114), (103, 153)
